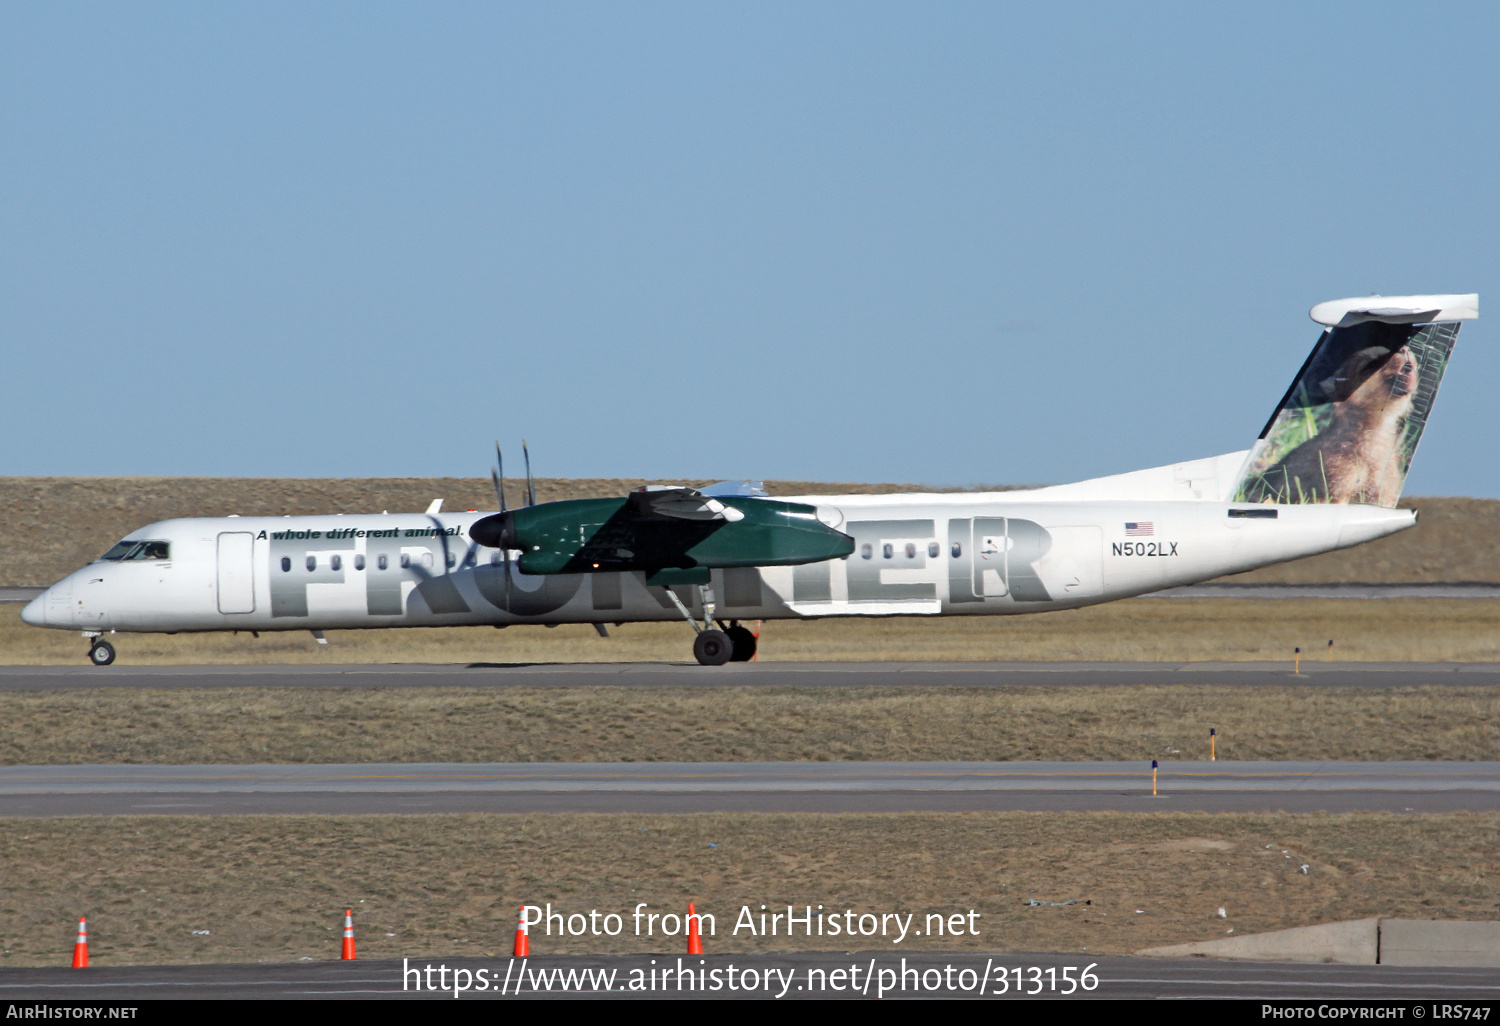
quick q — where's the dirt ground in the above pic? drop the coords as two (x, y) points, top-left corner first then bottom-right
(2, 476), (1495, 587)
(0, 812), (1494, 966)
(0, 684), (1495, 765)
(5, 598), (1500, 665)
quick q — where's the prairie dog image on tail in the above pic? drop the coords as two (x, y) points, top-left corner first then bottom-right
(1246, 344), (1416, 505)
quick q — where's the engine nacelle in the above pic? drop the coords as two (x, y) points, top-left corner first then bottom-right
(469, 491), (853, 576)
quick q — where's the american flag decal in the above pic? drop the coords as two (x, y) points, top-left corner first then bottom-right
(1125, 522), (1154, 536)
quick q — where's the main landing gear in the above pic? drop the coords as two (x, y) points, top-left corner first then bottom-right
(665, 585), (757, 665)
(723, 622), (757, 662)
(692, 630), (733, 666)
(85, 635), (116, 666)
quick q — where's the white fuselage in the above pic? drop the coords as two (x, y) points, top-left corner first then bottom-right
(21, 492), (1414, 634)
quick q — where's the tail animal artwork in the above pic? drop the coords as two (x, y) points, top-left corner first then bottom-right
(1235, 294), (1477, 507)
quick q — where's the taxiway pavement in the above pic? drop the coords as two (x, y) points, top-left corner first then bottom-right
(2, 660), (1500, 690)
(1, 952), (1498, 999)
(1, 760), (1496, 816)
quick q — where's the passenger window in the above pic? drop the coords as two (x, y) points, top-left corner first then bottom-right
(928, 542), (939, 558)
(280, 557), (291, 572)
(306, 556), (317, 571)
(400, 553), (410, 569)
(490, 552), (502, 565)
(422, 552), (434, 569)
(446, 552), (455, 568)
(353, 554), (365, 571)
(882, 543), (893, 559)
(378, 554), (389, 570)
(860, 544), (872, 559)
(905, 543), (916, 559)
(951, 543), (962, 558)
(331, 555), (342, 571)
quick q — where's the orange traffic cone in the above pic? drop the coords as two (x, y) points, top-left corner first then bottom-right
(513, 906), (529, 957)
(341, 909), (356, 960)
(686, 902), (703, 955)
(71, 917), (88, 968)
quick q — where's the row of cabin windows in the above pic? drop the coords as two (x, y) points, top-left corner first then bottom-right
(282, 545), (979, 571)
(859, 542), (962, 560)
(279, 551), (508, 573)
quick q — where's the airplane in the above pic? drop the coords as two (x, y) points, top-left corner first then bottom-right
(21, 293), (1478, 667)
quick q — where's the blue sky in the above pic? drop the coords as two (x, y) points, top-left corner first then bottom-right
(2, 3), (1495, 494)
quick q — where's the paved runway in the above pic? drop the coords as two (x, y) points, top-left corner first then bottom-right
(2, 760), (1496, 815)
(3, 660), (1500, 690)
(2, 953), (1498, 999)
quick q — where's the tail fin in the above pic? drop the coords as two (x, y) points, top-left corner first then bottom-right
(1233, 294), (1477, 507)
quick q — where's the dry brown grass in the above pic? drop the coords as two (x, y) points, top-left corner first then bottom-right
(1, 476), (1494, 587)
(5, 599), (1500, 665)
(1, 685), (1495, 764)
(0, 812), (1495, 965)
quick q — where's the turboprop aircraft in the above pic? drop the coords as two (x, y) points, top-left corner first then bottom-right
(22, 293), (1478, 666)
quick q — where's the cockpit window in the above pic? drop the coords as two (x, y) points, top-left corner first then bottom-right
(98, 540), (170, 562)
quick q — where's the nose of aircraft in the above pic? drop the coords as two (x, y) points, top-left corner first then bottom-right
(20, 592), (47, 627)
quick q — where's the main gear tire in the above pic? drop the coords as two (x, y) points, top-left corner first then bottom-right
(692, 629), (733, 666)
(725, 624), (757, 662)
(88, 641), (116, 666)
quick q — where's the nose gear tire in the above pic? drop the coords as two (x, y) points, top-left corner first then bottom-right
(88, 641), (116, 666)
(692, 630), (733, 666)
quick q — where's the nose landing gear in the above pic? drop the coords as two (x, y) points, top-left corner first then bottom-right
(87, 639), (116, 666)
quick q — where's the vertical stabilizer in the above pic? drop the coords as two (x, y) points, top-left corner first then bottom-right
(1233, 294), (1476, 507)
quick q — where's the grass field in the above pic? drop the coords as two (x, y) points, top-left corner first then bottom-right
(6, 599), (1500, 666)
(0, 812), (1494, 966)
(1, 684), (1495, 764)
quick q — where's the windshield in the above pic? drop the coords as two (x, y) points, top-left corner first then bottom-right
(98, 540), (170, 562)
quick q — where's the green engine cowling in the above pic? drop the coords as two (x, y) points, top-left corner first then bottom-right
(468, 490), (853, 578)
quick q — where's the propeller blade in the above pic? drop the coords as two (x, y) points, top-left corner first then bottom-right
(491, 442), (507, 513)
(523, 440), (536, 507)
(426, 514), (452, 575)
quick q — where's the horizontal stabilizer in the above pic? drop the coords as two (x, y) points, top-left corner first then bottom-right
(1310, 293), (1477, 328)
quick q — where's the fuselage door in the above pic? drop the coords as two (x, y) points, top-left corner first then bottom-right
(216, 532), (255, 614)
